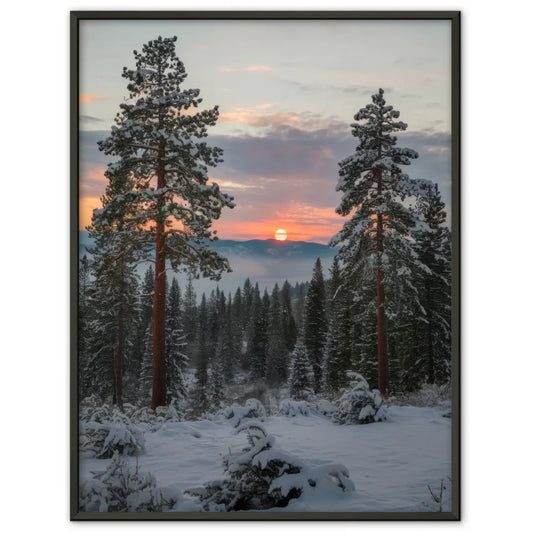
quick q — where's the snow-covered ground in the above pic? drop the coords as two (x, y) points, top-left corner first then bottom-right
(79, 405), (452, 513)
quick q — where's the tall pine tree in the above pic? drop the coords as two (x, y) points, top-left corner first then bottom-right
(95, 36), (234, 409)
(182, 275), (197, 359)
(247, 284), (268, 379)
(331, 88), (419, 394)
(289, 340), (314, 401)
(280, 280), (297, 352)
(303, 259), (328, 392)
(166, 278), (188, 404)
(413, 182), (452, 385)
(194, 294), (210, 413)
(265, 284), (289, 386)
(86, 160), (141, 407)
(85, 230), (139, 407)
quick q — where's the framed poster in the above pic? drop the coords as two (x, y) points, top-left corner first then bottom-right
(71, 11), (460, 520)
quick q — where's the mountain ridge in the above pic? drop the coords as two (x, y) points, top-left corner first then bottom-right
(79, 231), (337, 260)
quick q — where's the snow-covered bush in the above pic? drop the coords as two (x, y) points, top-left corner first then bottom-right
(127, 402), (181, 431)
(129, 406), (157, 425)
(314, 398), (338, 417)
(79, 405), (145, 458)
(277, 399), (311, 417)
(277, 398), (339, 418)
(388, 382), (451, 408)
(334, 372), (387, 425)
(187, 421), (354, 511)
(79, 452), (179, 512)
(219, 398), (266, 427)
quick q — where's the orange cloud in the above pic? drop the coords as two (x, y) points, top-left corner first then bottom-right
(213, 218), (339, 244)
(79, 94), (109, 104)
(211, 202), (344, 245)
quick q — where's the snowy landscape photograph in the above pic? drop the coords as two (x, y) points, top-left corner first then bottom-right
(72, 12), (459, 519)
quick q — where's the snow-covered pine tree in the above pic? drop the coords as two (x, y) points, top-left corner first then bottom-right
(247, 284), (269, 379)
(242, 278), (254, 325)
(293, 282), (307, 331)
(207, 354), (225, 412)
(413, 182), (451, 385)
(165, 278), (188, 405)
(280, 280), (297, 352)
(207, 288), (224, 355)
(129, 266), (155, 389)
(331, 88), (419, 394)
(322, 326), (341, 396)
(303, 258), (328, 392)
(323, 256), (352, 394)
(166, 278), (181, 335)
(194, 293), (210, 412)
(79, 254), (91, 316)
(289, 340), (313, 401)
(85, 165), (141, 406)
(166, 328), (188, 406)
(265, 284), (289, 386)
(188, 422), (303, 511)
(79, 254), (92, 399)
(334, 372), (387, 425)
(332, 231), (379, 387)
(181, 274), (197, 358)
(84, 232), (139, 407)
(219, 294), (238, 381)
(138, 325), (153, 402)
(241, 278), (255, 369)
(79, 452), (179, 512)
(231, 287), (245, 368)
(95, 36), (234, 409)
(189, 420), (354, 511)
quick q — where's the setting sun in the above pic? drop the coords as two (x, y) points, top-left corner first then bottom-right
(275, 229), (287, 241)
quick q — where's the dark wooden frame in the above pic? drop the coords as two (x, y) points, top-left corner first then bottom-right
(70, 10), (460, 521)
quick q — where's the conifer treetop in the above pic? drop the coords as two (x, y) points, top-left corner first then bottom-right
(91, 35), (235, 282)
(331, 89), (422, 248)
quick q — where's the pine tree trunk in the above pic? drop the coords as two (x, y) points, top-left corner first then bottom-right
(376, 168), (388, 395)
(151, 139), (167, 409)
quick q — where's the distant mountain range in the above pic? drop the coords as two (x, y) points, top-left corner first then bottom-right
(78, 231), (337, 293)
(208, 238), (336, 260)
(79, 231), (336, 261)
